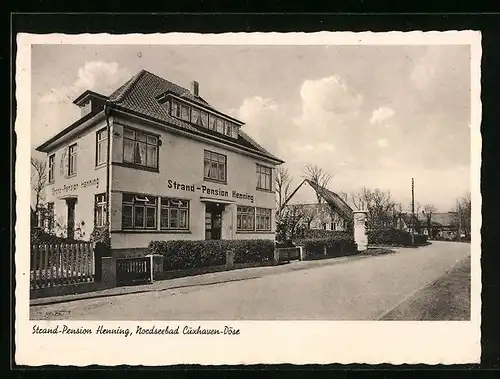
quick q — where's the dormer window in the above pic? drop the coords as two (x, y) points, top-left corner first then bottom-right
(81, 101), (92, 117)
(166, 95), (241, 139)
(180, 104), (190, 121)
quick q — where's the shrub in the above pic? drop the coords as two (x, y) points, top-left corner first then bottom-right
(367, 228), (413, 246)
(30, 227), (85, 245)
(294, 234), (357, 259)
(294, 229), (352, 241)
(367, 228), (430, 246)
(148, 239), (275, 270)
(414, 234), (428, 245)
(232, 239), (275, 264)
(89, 224), (111, 250)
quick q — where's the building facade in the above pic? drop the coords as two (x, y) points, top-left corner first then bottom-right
(36, 70), (284, 251)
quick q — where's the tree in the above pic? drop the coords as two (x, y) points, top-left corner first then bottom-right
(454, 192), (471, 240)
(31, 157), (47, 223)
(350, 187), (399, 229)
(303, 164), (332, 203)
(276, 204), (307, 243)
(422, 204), (437, 239)
(275, 165), (293, 221)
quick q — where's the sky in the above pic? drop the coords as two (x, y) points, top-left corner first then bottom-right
(31, 44), (472, 212)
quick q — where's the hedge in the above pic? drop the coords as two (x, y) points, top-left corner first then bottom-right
(367, 228), (429, 246)
(367, 228), (412, 246)
(232, 240), (275, 264)
(294, 234), (357, 258)
(148, 239), (275, 270)
(294, 229), (353, 241)
(414, 234), (428, 245)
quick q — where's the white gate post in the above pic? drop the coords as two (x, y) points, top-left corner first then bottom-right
(353, 210), (368, 252)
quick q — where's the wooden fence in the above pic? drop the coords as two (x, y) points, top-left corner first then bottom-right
(30, 242), (95, 290)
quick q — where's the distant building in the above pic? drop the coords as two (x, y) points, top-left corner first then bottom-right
(398, 211), (461, 240)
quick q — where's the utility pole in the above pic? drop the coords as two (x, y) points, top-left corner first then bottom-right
(411, 178), (415, 246)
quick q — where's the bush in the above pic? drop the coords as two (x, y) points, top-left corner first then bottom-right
(89, 224), (111, 249)
(414, 234), (428, 245)
(30, 227), (85, 245)
(231, 239), (275, 264)
(367, 228), (413, 246)
(294, 234), (357, 258)
(148, 239), (275, 270)
(294, 229), (352, 241)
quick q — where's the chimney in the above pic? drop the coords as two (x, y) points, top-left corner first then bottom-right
(191, 81), (199, 97)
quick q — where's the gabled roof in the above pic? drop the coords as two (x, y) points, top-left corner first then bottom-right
(282, 179), (353, 222)
(305, 179), (353, 221)
(36, 69), (284, 164)
(108, 70), (283, 163)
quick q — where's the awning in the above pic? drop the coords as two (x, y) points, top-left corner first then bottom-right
(200, 197), (235, 205)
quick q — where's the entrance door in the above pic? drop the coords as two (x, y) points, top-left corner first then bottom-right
(66, 198), (76, 240)
(205, 203), (224, 240)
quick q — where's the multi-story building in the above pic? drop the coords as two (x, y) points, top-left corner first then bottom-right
(36, 70), (284, 252)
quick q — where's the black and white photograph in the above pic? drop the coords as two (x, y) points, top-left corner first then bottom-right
(16, 31), (481, 365)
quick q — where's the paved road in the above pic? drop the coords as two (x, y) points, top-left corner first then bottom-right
(30, 241), (470, 320)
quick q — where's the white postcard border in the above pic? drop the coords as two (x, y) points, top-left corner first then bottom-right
(15, 31), (482, 366)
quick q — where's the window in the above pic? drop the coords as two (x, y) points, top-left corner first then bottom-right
(160, 198), (189, 230)
(256, 208), (272, 231)
(237, 206), (255, 231)
(96, 129), (108, 166)
(224, 120), (233, 136)
(204, 150), (226, 182)
(122, 193), (157, 229)
(171, 100), (181, 118)
(46, 202), (54, 230)
(200, 111), (208, 127)
(48, 154), (55, 183)
(216, 118), (224, 134)
(81, 101), (91, 117)
(256, 164), (272, 191)
(94, 194), (107, 227)
(191, 108), (201, 125)
(68, 144), (77, 176)
(192, 108), (208, 128)
(208, 114), (217, 131)
(123, 127), (158, 169)
(180, 104), (190, 121)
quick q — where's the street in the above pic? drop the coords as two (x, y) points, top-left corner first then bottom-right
(30, 241), (471, 320)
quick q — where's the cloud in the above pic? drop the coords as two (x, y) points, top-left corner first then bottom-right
(299, 75), (363, 116)
(32, 61), (132, 148)
(370, 106), (395, 125)
(377, 138), (388, 148)
(39, 61), (132, 104)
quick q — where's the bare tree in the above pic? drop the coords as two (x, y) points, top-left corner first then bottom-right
(276, 204), (307, 243)
(275, 165), (293, 221)
(31, 157), (47, 222)
(301, 204), (318, 230)
(422, 204), (437, 239)
(454, 192), (471, 239)
(303, 164), (332, 203)
(351, 187), (398, 229)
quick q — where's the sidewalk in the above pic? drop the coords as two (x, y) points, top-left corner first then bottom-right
(30, 247), (397, 307)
